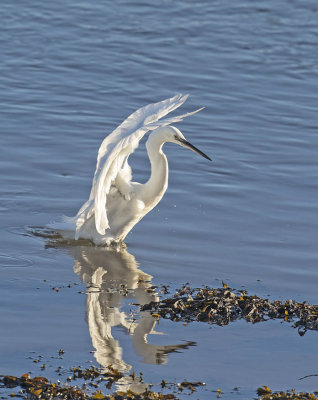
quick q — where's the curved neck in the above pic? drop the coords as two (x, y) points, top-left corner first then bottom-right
(142, 135), (168, 206)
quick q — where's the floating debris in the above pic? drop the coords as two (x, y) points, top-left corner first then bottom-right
(257, 386), (318, 399)
(141, 285), (318, 335)
(58, 349), (65, 356)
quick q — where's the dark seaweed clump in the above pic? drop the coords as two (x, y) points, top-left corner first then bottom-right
(141, 285), (318, 335)
(0, 368), (205, 400)
(0, 373), (175, 399)
(257, 386), (318, 399)
(2, 374), (318, 400)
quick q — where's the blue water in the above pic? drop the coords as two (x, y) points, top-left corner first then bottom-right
(1, 1), (318, 398)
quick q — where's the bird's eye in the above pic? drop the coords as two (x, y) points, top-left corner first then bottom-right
(174, 135), (178, 140)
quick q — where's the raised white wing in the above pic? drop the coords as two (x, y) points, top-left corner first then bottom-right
(75, 94), (202, 237)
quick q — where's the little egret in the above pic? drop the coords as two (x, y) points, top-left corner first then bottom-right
(53, 94), (211, 245)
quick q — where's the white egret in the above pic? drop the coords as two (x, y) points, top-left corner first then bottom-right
(53, 94), (211, 245)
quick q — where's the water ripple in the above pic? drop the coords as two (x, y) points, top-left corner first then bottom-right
(0, 254), (32, 268)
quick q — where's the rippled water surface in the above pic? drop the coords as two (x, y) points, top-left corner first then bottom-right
(1, 1), (318, 398)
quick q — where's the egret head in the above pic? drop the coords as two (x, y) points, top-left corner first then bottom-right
(165, 126), (211, 161)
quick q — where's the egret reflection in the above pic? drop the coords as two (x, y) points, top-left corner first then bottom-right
(66, 245), (195, 372)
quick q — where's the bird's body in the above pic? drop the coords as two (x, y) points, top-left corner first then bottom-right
(51, 94), (210, 245)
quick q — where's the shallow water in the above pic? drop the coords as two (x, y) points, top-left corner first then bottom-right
(1, 0), (318, 398)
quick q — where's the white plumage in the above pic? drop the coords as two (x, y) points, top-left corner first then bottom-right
(51, 94), (210, 245)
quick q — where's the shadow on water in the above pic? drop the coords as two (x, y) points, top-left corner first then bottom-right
(30, 227), (196, 383)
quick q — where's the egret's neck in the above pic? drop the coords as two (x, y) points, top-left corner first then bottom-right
(142, 134), (168, 206)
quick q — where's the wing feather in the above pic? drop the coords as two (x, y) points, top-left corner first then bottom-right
(75, 94), (202, 236)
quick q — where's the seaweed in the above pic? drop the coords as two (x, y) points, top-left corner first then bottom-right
(141, 284), (318, 335)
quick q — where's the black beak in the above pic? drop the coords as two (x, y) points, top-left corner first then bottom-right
(177, 138), (212, 161)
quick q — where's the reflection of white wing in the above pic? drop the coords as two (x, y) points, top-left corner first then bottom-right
(75, 94), (203, 237)
(71, 245), (195, 373)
